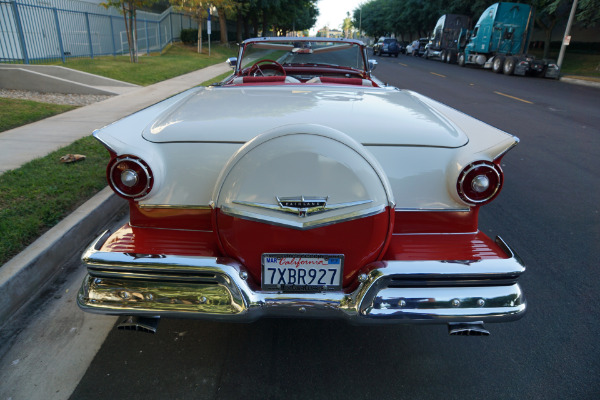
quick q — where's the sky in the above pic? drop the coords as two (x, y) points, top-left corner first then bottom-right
(311, 0), (364, 33)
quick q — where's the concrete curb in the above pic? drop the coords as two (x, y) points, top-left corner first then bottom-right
(560, 76), (600, 89)
(0, 187), (126, 327)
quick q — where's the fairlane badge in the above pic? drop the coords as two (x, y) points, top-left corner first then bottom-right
(233, 196), (372, 217)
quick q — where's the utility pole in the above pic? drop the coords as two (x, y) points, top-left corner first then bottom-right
(557, 0), (578, 69)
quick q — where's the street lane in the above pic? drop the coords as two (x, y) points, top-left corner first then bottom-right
(2, 56), (598, 399)
(70, 59), (600, 399)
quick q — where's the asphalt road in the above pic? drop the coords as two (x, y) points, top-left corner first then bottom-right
(6, 56), (599, 400)
(68, 56), (600, 400)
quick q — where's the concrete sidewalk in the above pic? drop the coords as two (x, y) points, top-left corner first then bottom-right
(0, 62), (231, 328)
(0, 62), (231, 174)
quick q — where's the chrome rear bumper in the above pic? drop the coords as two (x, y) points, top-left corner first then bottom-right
(77, 234), (526, 325)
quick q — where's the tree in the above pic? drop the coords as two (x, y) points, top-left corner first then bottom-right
(246, 0), (317, 37)
(548, 0), (600, 27)
(530, 0), (570, 58)
(102, 1), (158, 63)
(211, 0), (237, 44)
(170, 0), (209, 53)
(342, 11), (352, 38)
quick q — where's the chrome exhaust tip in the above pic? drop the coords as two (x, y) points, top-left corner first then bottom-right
(448, 322), (490, 336)
(117, 316), (159, 334)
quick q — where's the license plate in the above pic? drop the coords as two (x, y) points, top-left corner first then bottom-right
(262, 253), (344, 292)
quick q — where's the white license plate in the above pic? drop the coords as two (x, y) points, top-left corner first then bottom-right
(262, 254), (344, 291)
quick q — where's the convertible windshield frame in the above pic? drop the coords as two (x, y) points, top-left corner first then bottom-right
(236, 37), (369, 75)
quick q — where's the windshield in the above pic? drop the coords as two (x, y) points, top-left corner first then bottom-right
(240, 40), (366, 71)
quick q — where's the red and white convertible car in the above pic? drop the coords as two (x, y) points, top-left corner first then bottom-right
(78, 37), (525, 335)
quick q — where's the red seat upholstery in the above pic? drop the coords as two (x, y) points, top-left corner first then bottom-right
(243, 76), (286, 83)
(319, 77), (365, 85)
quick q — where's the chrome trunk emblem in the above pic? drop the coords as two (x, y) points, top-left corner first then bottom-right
(234, 195), (372, 217)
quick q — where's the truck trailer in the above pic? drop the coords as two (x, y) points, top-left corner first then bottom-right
(457, 2), (559, 78)
(424, 14), (471, 63)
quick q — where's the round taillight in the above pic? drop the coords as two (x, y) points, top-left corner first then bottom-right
(457, 161), (503, 205)
(108, 156), (153, 199)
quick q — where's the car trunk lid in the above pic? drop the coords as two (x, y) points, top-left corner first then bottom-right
(142, 86), (468, 148)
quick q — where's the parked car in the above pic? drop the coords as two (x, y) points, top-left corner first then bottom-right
(78, 37), (526, 336)
(417, 37), (429, 56)
(398, 40), (409, 54)
(373, 37), (400, 57)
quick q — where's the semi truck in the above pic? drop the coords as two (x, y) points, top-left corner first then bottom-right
(457, 2), (559, 78)
(424, 14), (471, 63)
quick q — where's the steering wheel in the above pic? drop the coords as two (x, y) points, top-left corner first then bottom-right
(248, 59), (286, 77)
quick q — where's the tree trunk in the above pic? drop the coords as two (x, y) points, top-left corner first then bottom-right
(197, 15), (203, 54)
(244, 16), (250, 39)
(130, 3), (138, 62)
(236, 13), (243, 43)
(252, 16), (259, 38)
(217, 8), (228, 44)
(122, 4), (134, 63)
(262, 11), (268, 37)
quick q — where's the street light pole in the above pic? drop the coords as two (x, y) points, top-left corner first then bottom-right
(557, 0), (578, 69)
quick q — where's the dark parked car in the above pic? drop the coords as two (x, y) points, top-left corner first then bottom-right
(373, 37), (399, 57)
(398, 41), (409, 54)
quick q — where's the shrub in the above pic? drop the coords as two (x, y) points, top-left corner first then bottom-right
(181, 29), (199, 44)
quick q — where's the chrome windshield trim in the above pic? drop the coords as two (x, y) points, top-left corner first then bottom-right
(220, 204), (386, 230)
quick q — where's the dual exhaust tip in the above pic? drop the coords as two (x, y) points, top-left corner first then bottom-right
(116, 316), (490, 336)
(448, 322), (490, 336)
(117, 316), (159, 334)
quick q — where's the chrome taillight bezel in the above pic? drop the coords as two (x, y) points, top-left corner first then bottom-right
(108, 155), (153, 199)
(457, 161), (503, 205)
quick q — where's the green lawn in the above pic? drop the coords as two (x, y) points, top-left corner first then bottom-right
(0, 46), (236, 266)
(559, 52), (600, 77)
(59, 43), (237, 85)
(0, 45), (235, 265)
(529, 49), (600, 77)
(0, 98), (76, 133)
(0, 136), (109, 265)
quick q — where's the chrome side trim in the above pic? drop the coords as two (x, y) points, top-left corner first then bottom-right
(93, 130), (115, 154)
(392, 231), (479, 236)
(220, 204), (387, 230)
(493, 137), (520, 160)
(395, 208), (470, 212)
(138, 204), (212, 210)
(78, 234), (526, 324)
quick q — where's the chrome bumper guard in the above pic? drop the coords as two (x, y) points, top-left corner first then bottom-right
(78, 234), (526, 324)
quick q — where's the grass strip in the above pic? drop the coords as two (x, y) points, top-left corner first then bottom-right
(0, 98), (75, 133)
(59, 43), (237, 86)
(528, 50), (600, 77)
(0, 74), (227, 267)
(0, 136), (109, 265)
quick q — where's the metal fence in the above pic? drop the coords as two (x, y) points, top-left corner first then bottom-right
(0, 0), (198, 64)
